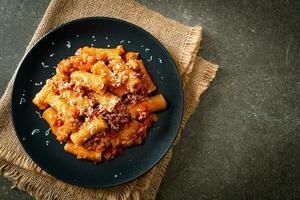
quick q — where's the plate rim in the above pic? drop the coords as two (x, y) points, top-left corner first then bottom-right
(11, 16), (184, 188)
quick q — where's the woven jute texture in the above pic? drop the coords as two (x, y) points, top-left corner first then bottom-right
(0, 0), (218, 199)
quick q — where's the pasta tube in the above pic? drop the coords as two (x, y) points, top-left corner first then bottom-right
(64, 141), (102, 162)
(70, 71), (107, 94)
(129, 94), (167, 118)
(70, 116), (106, 145)
(42, 107), (71, 142)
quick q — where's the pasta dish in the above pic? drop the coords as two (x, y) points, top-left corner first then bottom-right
(32, 45), (167, 163)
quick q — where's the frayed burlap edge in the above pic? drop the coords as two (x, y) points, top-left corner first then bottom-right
(180, 26), (202, 84)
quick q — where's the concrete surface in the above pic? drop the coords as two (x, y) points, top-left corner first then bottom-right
(0, 0), (299, 199)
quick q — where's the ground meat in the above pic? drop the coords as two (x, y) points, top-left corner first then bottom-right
(83, 132), (103, 151)
(99, 102), (131, 131)
(53, 119), (64, 128)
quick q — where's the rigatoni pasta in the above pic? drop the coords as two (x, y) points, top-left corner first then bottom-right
(70, 116), (106, 145)
(32, 83), (52, 110)
(42, 107), (71, 142)
(128, 94), (167, 119)
(64, 141), (102, 162)
(32, 45), (167, 163)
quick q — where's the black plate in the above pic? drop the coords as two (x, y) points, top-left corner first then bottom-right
(11, 17), (183, 188)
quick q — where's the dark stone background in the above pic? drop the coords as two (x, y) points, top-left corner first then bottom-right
(0, 0), (299, 199)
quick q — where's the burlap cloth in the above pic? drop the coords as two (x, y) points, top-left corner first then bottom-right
(0, 0), (218, 199)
